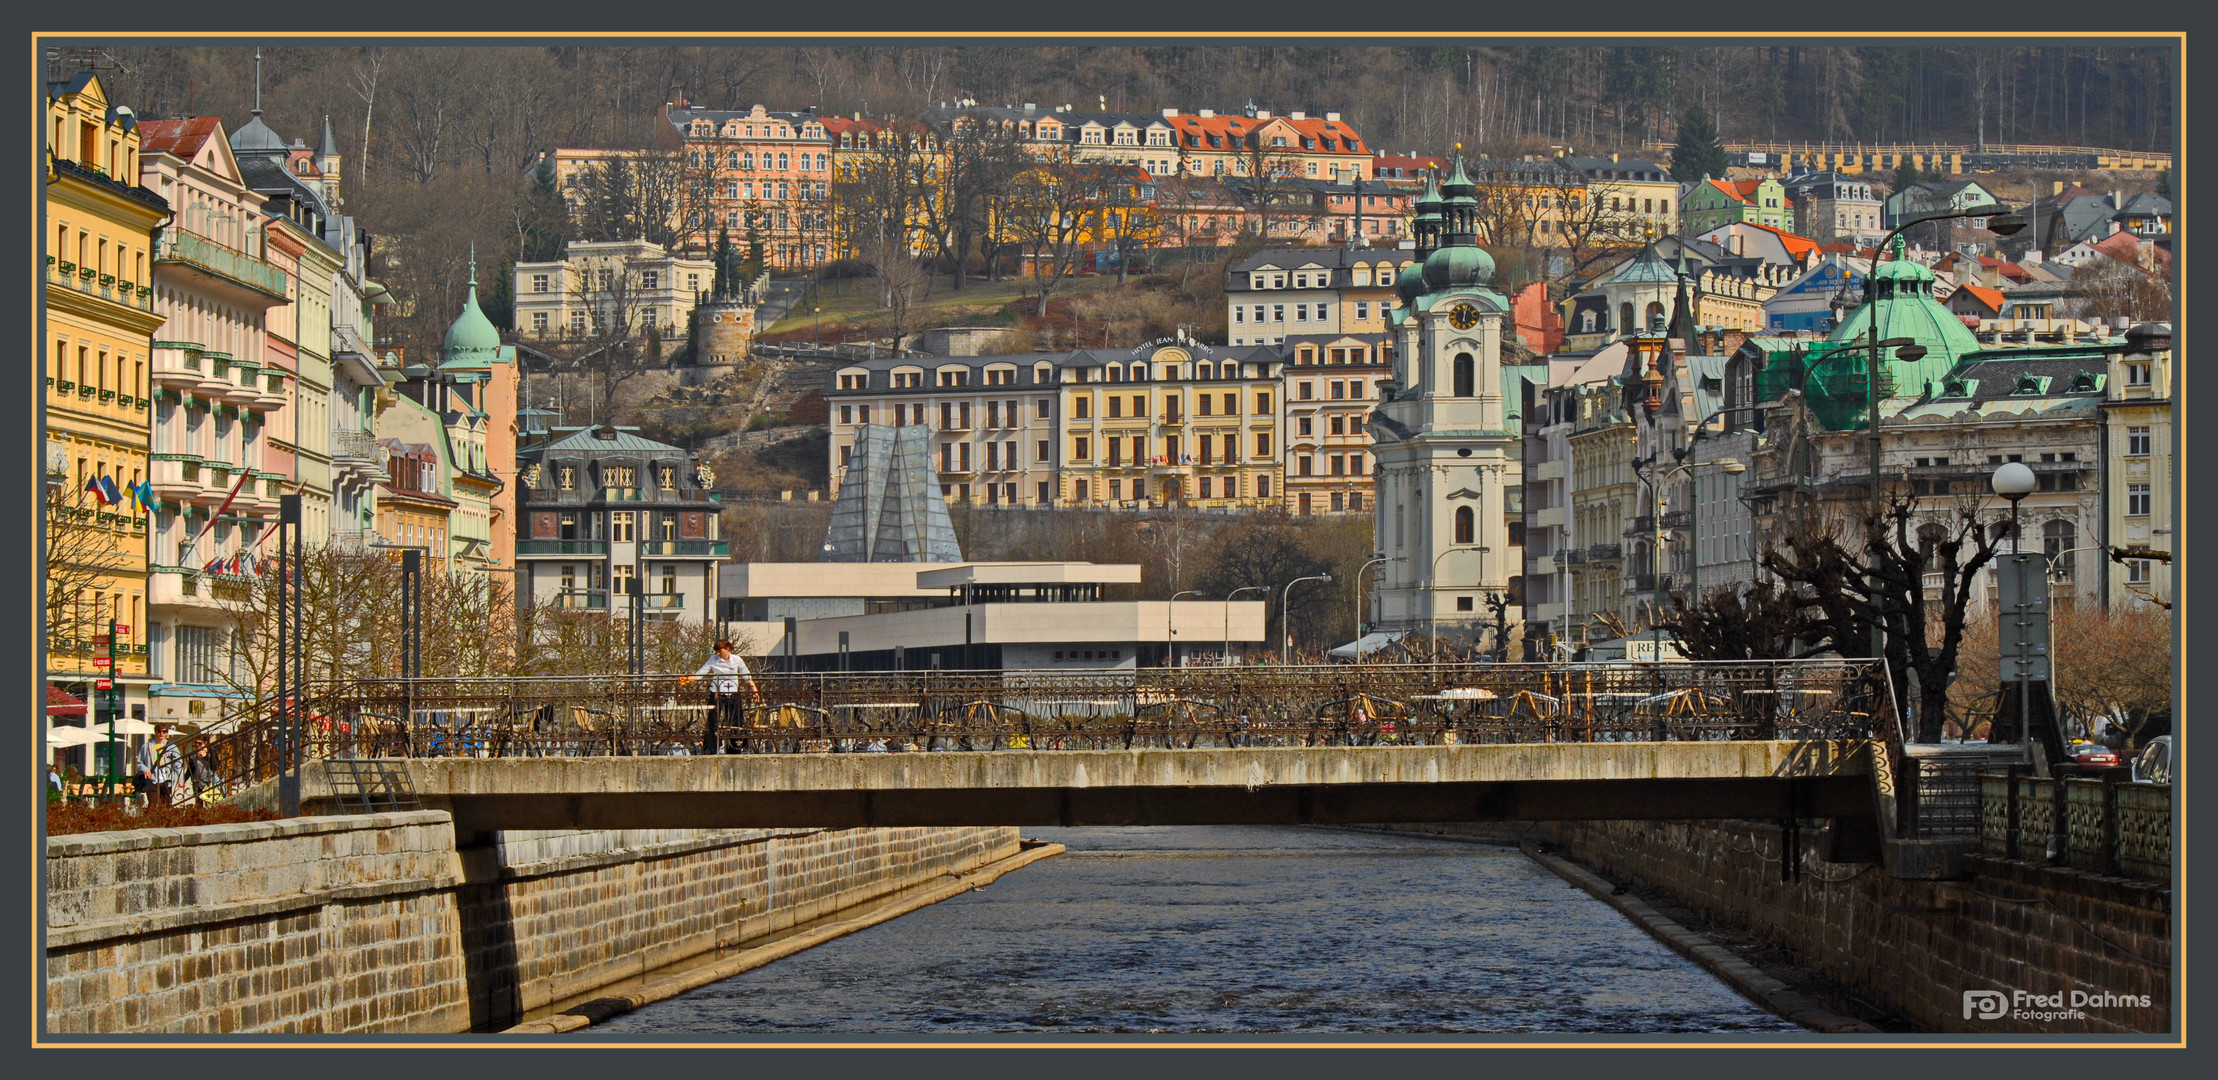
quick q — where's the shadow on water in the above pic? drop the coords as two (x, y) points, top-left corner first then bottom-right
(594, 825), (1803, 1035)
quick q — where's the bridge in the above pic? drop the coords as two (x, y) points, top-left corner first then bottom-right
(295, 741), (1877, 833)
(210, 660), (1925, 842)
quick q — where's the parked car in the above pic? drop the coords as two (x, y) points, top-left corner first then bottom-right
(2071, 743), (2122, 767)
(2133, 736), (2173, 783)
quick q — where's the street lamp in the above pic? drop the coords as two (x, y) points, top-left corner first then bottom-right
(1992, 461), (2038, 748)
(1635, 457), (1744, 656)
(1168, 589), (1201, 667)
(1861, 203), (2025, 658)
(1224, 585), (1267, 664)
(1353, 554), (1392, 647)
(1426, 547), (1483, 667)
(1281, 573), (1333, 666)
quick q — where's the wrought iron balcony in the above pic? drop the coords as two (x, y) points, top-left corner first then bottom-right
(637, 539), (729, 557)
(155, 231), (289, 301)
(1586, 543), (1623, 560)
(519, 539), (611, 556)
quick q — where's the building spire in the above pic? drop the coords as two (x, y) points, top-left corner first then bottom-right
(252, 47), (263, 117)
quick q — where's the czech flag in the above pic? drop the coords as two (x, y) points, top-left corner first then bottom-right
(98, 475), (123, 506)
(83, 475), (114, 505)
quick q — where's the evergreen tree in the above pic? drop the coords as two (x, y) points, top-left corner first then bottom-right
(1892, 160), (1923, 192)
(2156, 167), (2173, 202)
(711, 227), (735, 299)
(1670, 105), (1729, 182)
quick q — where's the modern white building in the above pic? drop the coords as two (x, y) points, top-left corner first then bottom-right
(718, 562), (1266, 671)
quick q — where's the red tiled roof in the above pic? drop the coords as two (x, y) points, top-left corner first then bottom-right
(1734, 220), (1820, 259)
(1953, 284), (2005, 313)
(136, 116), (222, 158)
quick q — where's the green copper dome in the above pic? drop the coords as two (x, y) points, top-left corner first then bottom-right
(1421, 244), (1495, 291)
(442, 249), (503, 366)
(1396, 260), (1427, 302)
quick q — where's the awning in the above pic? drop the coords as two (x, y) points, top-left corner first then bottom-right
(45, 726), (107, 748)
(45, 685), (87, 717)
(1329, 631), (1407, 659)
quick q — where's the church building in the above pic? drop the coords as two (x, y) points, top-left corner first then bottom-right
(1365, 158), (1526, 652)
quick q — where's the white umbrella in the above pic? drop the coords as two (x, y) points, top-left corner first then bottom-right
(44, 727), (107, 747)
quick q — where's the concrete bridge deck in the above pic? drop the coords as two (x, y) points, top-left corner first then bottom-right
(307, 740), (1878, 833)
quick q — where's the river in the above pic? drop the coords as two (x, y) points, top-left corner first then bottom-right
(596, 825), (1800, 1035)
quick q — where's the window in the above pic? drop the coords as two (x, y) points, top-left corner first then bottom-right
(1356, 301), (1369, 320)
(611, 512), (635, 542)
(1199, 477), (1213, 498)
(1257, 476), (1270, 498)
(1074, 396), (1091, 419)
(1255, 392), (1271, 413)
(612, 564), (635, 596)
(1298, 456), (1313, 477)
(531, 274), (549, 293)
(2127, 426), (2152, 456)
(2126, 558), (2151, 585)
(1456, 596), (1474, 612)
(840, 405), (854, 424)
(1297, 416), (1312, 436)
(2127, 483), (2151, 517)
(1233, 306), (1245, 324)
(569, 310), (586, 332)
(2043, 519), (2077, 582)
(1330, 381), (1346, 401)
(1037, 440), (1051, 462)
(641, 270), (659, 289)
(532, 312), (549, 332)
(1199, 395), (1213, 416)
(1299, 382), (1314, 400)
(1073, 437), (1090, 461)
(1037, 482), (1052, 504)
(1255, 433), (1271, 457)
(1329, 416), (1345, 435)
(560, 565), (577, 592)
(1272, 305), (1285, 322)
(660, 564), (678, 596)
(1108, 396), (1123, 419)
(1330, 455), (1345, 476)
(1455, 506), (1475, 544)
(2126, 362), (2152, 387)
(1454, 353), (1476, 397)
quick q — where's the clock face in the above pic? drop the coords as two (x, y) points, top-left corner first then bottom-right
(1448, 303), (1481, 330)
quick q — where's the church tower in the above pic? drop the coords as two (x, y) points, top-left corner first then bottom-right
(1365, 153), (1523, 651)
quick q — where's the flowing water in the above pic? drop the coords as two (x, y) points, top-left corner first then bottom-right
(597, 825), (1799, 1035)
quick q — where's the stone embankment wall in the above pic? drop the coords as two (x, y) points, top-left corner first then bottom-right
(1541, 819), (2171, 1034)
(44, 814), (1021, 1034)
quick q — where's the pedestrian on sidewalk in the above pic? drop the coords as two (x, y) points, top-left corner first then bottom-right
(137, 726), (182, 807)
(681, 639), (760, 754)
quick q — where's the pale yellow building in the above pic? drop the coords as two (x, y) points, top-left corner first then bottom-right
(44, 72), (169, 739)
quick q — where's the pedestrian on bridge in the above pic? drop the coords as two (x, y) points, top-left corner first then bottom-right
(681, 640), (760, 754)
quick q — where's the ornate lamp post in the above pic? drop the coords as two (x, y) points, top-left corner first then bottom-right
(1992, 461), (2038, 748)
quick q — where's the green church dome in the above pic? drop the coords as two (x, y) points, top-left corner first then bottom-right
(1421, 244), (1495, 291)
(442, 250), (503, 365)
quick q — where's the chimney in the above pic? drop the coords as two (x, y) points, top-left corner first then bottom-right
(1290, 111), (1306, 120)
(1326, 112), (1341, 122)
(1024, 103), (1036, 112)
(2110, 189), (2122, 208)
(1197, 109), (1214, 118)
(2052, 181), (2065, 196)
(1256, 109), (1271, 119)
(1611, 152), (1620, 162)
(1162, 108), (1178, 118)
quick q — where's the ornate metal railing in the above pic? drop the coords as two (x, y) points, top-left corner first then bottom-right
(204, 660), (1890, 797)
(1980, 772), (2171, 879)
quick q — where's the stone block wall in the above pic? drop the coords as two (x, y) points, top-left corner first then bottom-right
(457, 825), (1021, 1030)
(45, 812), (468, 1034)
(47, 816), (1022, 1035)
(1544, 819), (2171, 1033)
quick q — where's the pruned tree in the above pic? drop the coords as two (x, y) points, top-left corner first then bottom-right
(1759, 492), (2004, 741)
(1668, 579), (1822, 660)
(2064, 247), (2173, 323)
(1192, 521), (1333, 655)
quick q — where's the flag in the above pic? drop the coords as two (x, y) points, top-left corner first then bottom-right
(133, 479), (154, 514)
(98, 475), (123, 506)
(83, 475), (113, 505)
(178, 469), (253, 565)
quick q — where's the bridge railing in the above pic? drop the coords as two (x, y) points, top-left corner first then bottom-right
(205, 661), (1892, 791)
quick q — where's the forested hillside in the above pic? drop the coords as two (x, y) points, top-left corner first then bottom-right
(70, 44), (2175, 355)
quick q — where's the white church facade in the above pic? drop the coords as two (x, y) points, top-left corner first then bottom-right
(1365, 159), (1525, 652)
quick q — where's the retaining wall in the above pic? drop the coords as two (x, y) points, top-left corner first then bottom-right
(1541, 819), (2171, 1033)
(45, 814), (1021, 1034)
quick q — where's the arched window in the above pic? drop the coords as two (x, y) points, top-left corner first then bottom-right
(2044, 519), (2076, 582)
(1454, 505), (1475, 545)
(1453, 353), (1475, 397)
(1619, 302), (1634, 333)
(1645, 301), (1666, 330)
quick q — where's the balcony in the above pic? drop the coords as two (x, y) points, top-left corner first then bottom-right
(154, 231), (290, 302)
(637, 539), (729, 557)
(517, 539), (611, 557)
(253, 374), (289, 410)
(1625, 573), (1657, 594)
(1554, 549), (1587, 566)
(151, 342), (219, 394)
(147, 455), (207, 502)
(1586, 543), (1623, 560)
(44, 255), (156, 312)
(554, 590), (610, 610)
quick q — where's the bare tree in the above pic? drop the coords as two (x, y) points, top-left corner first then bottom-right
(1005, 152), (1096, 315)
(43, 478), (138, 655)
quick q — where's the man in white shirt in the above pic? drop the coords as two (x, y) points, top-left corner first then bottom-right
(682, 639), (759, 754)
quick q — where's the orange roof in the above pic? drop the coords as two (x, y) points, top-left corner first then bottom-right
(136, 116), (223, 158)
(1170, 112), (1366, 155)
(1704, 177), (1768, 205)
(1734, 220), (1821, 259)
(1954, 284), (2006, 313)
